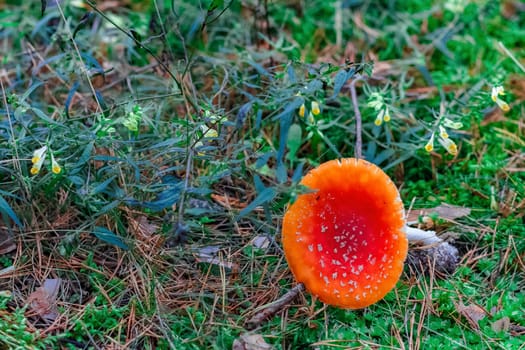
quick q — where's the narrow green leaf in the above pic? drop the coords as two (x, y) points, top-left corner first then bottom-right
(20, 81), (44, 102)
(32, 107), (59, 125)
(0, 195), (23, 227)
(271, 96), (304, 121)
(74, 141), (94, 168)
(91, 226), (128, 250)
(208, 0), (224, 12)
(330, 68), (355, 100)
(91, 176), (117, 195)
(73, 12), (93, 39)
(236, 187), (276, 220)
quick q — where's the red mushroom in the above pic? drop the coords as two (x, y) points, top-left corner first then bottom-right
(282, 158), (408, 309)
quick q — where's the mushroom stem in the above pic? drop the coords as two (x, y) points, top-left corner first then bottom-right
(405, 226), (442, 245)
(405, 226), (459, 275)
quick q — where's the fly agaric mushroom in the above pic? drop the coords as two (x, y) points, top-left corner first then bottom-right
(282, 158), (407, 309)
(245, 158), (459, 329)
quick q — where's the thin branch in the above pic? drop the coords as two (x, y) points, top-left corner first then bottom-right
(0, 76), (28, 198)
(85, 0), (201, 115)
(177, 147), (194, 227)
(349, 75), (365, 159)
(55, 2), (103, 114)
(245, 283), (305, 330)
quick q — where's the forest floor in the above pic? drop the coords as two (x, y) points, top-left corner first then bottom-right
(0, 1), (524, 349)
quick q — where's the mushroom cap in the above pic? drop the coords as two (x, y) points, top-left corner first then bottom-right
(282, 158), (407, 309)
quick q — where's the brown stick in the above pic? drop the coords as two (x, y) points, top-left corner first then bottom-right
(349, 75), (364, 159)
(245, 283), (305, 330)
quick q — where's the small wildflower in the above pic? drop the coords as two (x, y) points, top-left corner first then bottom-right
(444, 0), (469, 13)
(51, 154), (61, 174)
(32, 145), (47, 164)
(298, 103), (306, 118)
(495, 99), (510, 112)
(383, 107), (391, 122)
(311, 101), (321, 116)
(442, 118), (463, 129)
(438, 136), (458, 155)
(200, 125), (218, 138)
(439, 125), (449, 139)
(30, 146), (47, 175)
(491, 86), (505, 102)
(367, 92), (385, 110)
(425, 134), (435, 153)
(374, 109), (385, 126)
(194, 141), (205, 156)
(491, 85), (510, 112)
(307, 112), (315, 124)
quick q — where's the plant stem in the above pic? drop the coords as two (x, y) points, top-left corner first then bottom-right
(350, 75), (364, 159)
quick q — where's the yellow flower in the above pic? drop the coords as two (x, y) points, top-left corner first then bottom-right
(443, 118), (463, 129)
(495, 99), (510, 112)
(51, 154), (61, 174)
(374, 109), (385, 126)
(383, 108), (391, 122)
(194, 141), (205, 156)
(425, 134), (435, 153)
(311, 101), (321, 116)
(298, 103), (306, 118)
(491, 86), (505, 102)
(201, 125), (218, 138)
(438, 136), (458, 155)
(439, 125), (449, 139)
(32, 145), (47, 164)
(30, 146), (47, 175)
(491, 85), (510, 112)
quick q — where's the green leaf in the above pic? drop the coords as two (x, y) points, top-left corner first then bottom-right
(91, 176), (117, 196)
(236, 187), (276, 220)
(91, 226), (128, 250)
(286, 123), (302, 162)
(330, 68), (355, 100)
(271, 96), (304, 121)
(32, 107), (59, 125)
(208, 0), (224, 12)
(0, 195), (23, 227)
(73, 12), (94, 39)
(73, 141), (94, 168)
(20, 81), (44, 102)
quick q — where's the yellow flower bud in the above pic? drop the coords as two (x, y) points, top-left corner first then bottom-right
(491, 86), (505, 102)
(311, 101), (321, 116)
(298, 104), (306, 118)
(495, 98), (510, 112)
(439, 125), (449, 139)
(30, 146), (47, 175)
(438, 136), (458, 156)
(51, 154), (61, 174)
(374, 109), (385, 126)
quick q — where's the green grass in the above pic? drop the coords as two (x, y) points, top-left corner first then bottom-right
(0, 0), (524, 349)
